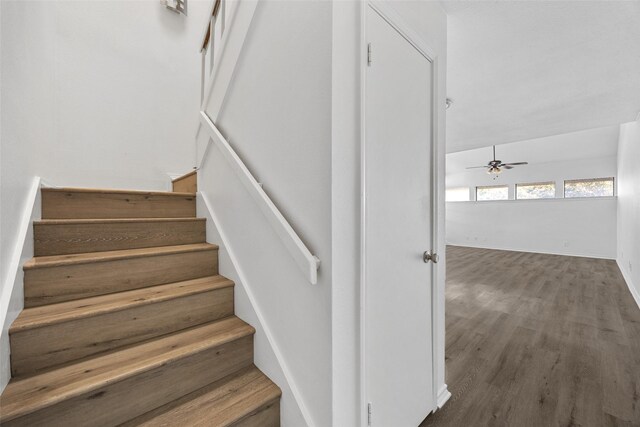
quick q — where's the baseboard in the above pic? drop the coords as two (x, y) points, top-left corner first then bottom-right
(436, 384), (451, 409)
(446, 243), (616, 261)
(617, 259), (640, 310)
(0, 176), (41, 393)
(197, 192), (313, 426)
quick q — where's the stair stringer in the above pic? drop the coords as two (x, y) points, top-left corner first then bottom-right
(0, 177), (41, 394)
(197, 192), (310, 427)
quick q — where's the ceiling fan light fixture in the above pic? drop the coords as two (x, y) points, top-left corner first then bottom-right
(466, 146), (528, 175)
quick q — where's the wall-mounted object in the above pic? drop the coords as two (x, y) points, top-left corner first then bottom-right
(163, 0), (187, 16)
(445, 98), (453, 109)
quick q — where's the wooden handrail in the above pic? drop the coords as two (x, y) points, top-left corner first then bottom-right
(200, 0), (222, 52)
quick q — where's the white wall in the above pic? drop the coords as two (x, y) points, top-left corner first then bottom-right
(447, 198), (617, 258)
(617, 120), (640, 306)
(0, 0), (210, 392)
(446, 127), (619, 259)
(199, 1), (332, 425)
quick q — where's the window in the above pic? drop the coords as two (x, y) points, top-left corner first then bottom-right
(516, 182), (556, 200)
(446, 187), (470, 202)
(476, 185), (508, 201)
(564, 177), (614, 198)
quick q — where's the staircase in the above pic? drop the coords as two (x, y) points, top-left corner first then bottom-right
(0, 184), (281, 426)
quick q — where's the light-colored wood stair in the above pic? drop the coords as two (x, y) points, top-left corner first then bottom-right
(172, 170), (198, 194)
(121, 366), (281, 427)
(24, 243), (219, 307)
(0, 186), (280, 426)
(42, 188), (197, 219)
(34, 218), (206, 256)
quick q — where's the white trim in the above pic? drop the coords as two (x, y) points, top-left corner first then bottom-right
(195, 0), (259, 169)
(166, 173), (184, 191)
(447, 196), (618, 205)
(448, 244), (616, 261)
(39, 178), (59, 189)
(0, 177), (40, 331)
(0, 177), (41, 393)
(359, 3), (443, 424)
(368, 1), (436, 60)
(167, 173), (184, 180)
(436, 384), (451, 409)
(200, 0), (259, 119)
(199, 111), (320, 285)
(198, 192), (314, 426)
(358, 3), (368, 425)
(618, 259), (640, 309)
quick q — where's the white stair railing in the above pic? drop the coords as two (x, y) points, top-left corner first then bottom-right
(199, 0), (225, 103)
(198, 112), (321, 284)
(195, 0), (320, 285)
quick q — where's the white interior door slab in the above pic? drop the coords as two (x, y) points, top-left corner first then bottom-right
(364, 5), (435, 426)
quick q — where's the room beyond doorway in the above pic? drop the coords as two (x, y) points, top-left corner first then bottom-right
(421, 246), (640, 426)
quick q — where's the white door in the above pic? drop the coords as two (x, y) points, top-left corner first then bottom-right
(364, 5), (435, 427)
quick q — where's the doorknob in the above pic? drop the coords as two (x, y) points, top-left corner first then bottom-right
(423, 251), (439, 264)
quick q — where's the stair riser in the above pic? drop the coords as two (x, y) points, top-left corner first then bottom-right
(233, 399), (280, 427)
(24, 249), (218, 307)
(34, 220), (206, 256)
(11, 287), (234, 377)
(42, 190), (196, 219)
(2, 335), (254, 427)
(172, 172), (197, 193)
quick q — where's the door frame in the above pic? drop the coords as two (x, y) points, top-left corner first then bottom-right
(359, 1), (442, 424)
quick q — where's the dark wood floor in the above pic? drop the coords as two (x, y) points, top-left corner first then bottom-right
(422, 246), (640, 427)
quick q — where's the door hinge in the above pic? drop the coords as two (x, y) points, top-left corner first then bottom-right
(367, 43), (372, 66)
(367, 402), (372, 425)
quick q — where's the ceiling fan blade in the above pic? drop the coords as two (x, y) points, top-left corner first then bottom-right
(502, 165), (514, 169)
(500, 162), (528, 166)
(466, 166), (489, 169)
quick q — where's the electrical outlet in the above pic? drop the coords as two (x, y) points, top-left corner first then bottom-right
(563, 241), (570, 248)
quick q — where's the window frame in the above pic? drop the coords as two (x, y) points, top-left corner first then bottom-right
(515, 181), (556, 200)
(563, 177), (615, 199)
(446, 186), (471, 202)
(475, 185), (509, 202)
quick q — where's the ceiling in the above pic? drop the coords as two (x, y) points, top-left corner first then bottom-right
(442, 1), (640, 153)
(447, 124), (620, 175)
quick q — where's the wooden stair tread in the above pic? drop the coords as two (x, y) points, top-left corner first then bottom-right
(123, 366), (281, 427)
(0, 317), (254, 422)
(42, 187), (195, 197)
(11, 276), (234, 332)
(34, 217), (205, 225)
(24, 243), (218, 270)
